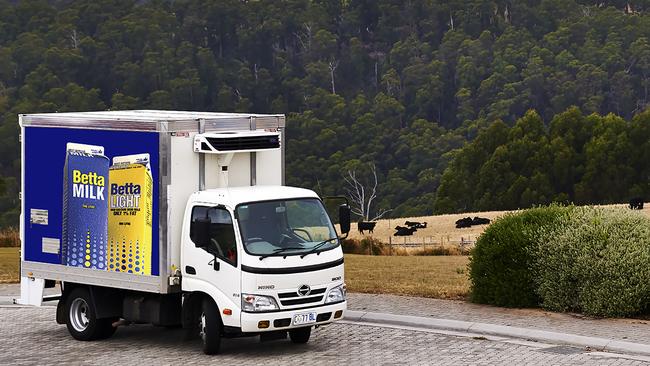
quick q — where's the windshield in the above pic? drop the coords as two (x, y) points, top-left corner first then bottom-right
(236, 198), (338, 256)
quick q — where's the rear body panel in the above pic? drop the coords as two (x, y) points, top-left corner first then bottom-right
(20, 111), (285, 294)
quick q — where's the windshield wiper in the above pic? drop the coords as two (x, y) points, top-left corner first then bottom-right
(300, 237), (338, 258)
(259, 246), (305, 260)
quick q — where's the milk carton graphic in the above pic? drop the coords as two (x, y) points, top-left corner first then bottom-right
(61, 143), (109, 270)
(108, 154), (153, 275)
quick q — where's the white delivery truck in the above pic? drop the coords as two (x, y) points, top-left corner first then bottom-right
(18, 110), (351, 354)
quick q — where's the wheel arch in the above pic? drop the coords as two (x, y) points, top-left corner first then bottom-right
(182, 277), (240, 327)
(182, 291), (214, 330)
(57, 283), (122, 324)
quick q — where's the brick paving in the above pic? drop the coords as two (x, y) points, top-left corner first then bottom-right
(2, 284), (650, 364)
(0, 306), (648, 365)
(3, 284), (650, 346)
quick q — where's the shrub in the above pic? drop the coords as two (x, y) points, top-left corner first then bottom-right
(0, 227), (19, 247)
(469, 205), (571, 307)
(342, 238), (469, 256)
(534, 207), (650, 317)
(341, 237), (386, 255)
(410, 246), (470, 256)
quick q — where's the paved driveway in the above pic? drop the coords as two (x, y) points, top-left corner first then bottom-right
(1, 306), (647, 365)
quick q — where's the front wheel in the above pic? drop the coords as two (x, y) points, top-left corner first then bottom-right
(199, 298), (223, 355)
(289, 327), (311, 344)
(65, 287), (115, 341)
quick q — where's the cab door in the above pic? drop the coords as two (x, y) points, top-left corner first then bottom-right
(182, 204), (241, 326)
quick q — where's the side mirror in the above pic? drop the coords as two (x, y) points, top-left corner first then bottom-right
(190, 218), (211, 248)
(339, 204), (351, 235)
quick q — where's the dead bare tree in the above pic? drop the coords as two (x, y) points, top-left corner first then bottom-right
(69, 29), (79, 49)
(294, 23), (313, 53)
(343, 164), (391, 222)
(328, 59), (339, 94)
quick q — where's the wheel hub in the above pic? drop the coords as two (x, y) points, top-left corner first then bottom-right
(69, 298), (90, 332)
(199, 313), (206, 342)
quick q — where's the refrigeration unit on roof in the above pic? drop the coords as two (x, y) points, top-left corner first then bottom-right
(193, 131), (281, 154)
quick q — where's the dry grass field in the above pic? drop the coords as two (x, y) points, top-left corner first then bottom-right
(340, 203), (650, 246)
(344, 254), (470, 299)
(0, 247), (471, 299)
(0, 247), (19, 283)
(0, 203), (646, 294)
(337, 210), (511, 247)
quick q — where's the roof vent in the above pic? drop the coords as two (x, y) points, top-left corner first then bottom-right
(194, 131), (280, 154)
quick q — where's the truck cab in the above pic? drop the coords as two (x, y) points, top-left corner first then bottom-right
(182, 186), (348, 352)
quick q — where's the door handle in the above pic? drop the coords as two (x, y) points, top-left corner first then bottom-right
(185, 266), (196, 275)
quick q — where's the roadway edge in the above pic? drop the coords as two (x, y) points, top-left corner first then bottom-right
(344, 310), (650, 357)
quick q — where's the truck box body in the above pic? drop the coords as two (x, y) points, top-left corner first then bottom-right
(20, 111), (285, 294)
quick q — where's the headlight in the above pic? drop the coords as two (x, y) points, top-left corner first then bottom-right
(241, 294), (279, 312)
(325, 284), (346, 304)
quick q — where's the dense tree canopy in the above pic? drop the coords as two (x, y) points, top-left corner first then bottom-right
(435, 108), (650, 212)
(1, 0), (650, 226)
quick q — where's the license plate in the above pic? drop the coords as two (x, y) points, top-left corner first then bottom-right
(292, 312), (317, 326)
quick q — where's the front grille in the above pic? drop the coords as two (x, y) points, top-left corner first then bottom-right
(205, 135), (279, 151)
(281, 296), (324, 306)
(278, 288), (326, 299)
(278, 287), (327, 306)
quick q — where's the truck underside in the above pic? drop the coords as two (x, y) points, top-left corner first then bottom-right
(56, 282), (343, 353)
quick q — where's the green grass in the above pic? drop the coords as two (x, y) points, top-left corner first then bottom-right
(0, 247), (19, 283)
(344, 254), (470, 299)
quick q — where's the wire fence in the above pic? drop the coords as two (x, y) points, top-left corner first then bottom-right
(383, 235), (476, 249)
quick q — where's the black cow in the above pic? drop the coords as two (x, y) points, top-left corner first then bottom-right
(405, 221), (427, 229)
(394, 225), (417, 236)
(455, 217), (473, 228)
(630, 197), (644, 210)
(471, 217), (491, 225)
(358, 221), (377, 234)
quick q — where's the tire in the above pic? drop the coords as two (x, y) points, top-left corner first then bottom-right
(199, 298), (223, 355)
(289, 327), (311, 344)
(65, 287), (113, 341)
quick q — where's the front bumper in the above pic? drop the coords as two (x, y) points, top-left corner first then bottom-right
(240, 301), (346, 333)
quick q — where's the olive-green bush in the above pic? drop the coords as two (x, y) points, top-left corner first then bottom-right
(469, 205), (572, 307)
(534, 207), (650, 317)
(341, 237), (386, 255)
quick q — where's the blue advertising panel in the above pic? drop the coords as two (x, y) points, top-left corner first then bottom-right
(24, 127), (160, 276)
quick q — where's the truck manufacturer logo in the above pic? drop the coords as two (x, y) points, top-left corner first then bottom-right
(297, 284), (311, 297)
(258, 285), (274, 290)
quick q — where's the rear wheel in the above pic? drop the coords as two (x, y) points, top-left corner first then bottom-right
(289, 327), (311, 344)
(65, 287), (115, 341)
(199, 298), (223, 355)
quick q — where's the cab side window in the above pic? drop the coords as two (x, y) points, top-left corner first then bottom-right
(190, 206), (237, 266)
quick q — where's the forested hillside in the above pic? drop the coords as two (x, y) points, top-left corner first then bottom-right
(0, 0), (649, 227)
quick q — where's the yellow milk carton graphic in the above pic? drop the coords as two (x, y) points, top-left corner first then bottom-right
(108, 154), (153, 275)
